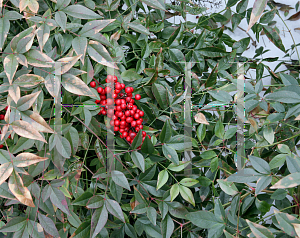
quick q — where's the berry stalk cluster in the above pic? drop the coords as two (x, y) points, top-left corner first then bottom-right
(90, 75), (150, 145)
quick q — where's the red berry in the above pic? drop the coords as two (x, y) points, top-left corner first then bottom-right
(113, 76), (118, 82)
(125, 111), (130, 117)
(0, 145), (3, 149)
(135, 94), (141, 100)
(126, 136), (131, 141)
(142, 131), (146, 137)
(97, 87), (103, 94)
(125, 87), (131, 94)
(116, 99), (121, 105)
(139, 111), (144, 117)
(95, 100), (100, 104)
(114, 126), (119, 131)
(126, 117), (133, 123)
(122, 132), (128, 137)
(132, 105), (137, 111)
(90, 81), (96, 88)
(126, 97), (131, 103)
(121, 83), (125, 89)
(106, 99), (114, 105)
(131, 121), (137, 127)
(104, 87), (111, 94)
(0, 114), (4, 120)
(101, 110), (107, 115)
(107, 75), (114, 82)
(8, 135), (11, 139)
(134, 113), (140, 120)
(100, 95), (106, 100)
(4, 106), (8, 111)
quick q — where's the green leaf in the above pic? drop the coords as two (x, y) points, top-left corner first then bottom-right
(0, 17), (10, 51)
(121, 69), (142, 82)
(38, 213), (59, 237)
(79, 19), (115, 37)
(87, 40), (118, 69)
(36, 23), (50, 53)
(131, 151), (145, 173)
(256, 175), (272, 194)
(224, 127), (237, 140)
(90, 205), (108, 238)
(62, 74), (95, 97)
(271, 172), (300, 189)
(159, 120), (172, 143)
(128, 22), (150, 35)
(111, 170), (130, 191)
(16, 91), (41, 111)
(265, 90), (300, 103)
(208, 90), (232, 103)
(49, 186), (70, 215)
(246, 219), (274, 238)
(157, 169), (168, 190)
(255, 198), (271, 213)
(71, 221), (90, 238)
(179, 185), (195, 206)
(215, 120), (224, 139)
(141, 0), (165, 10)
(205, 63), (218, 87)
(179, 178), (198, 187)
(262, 25), (285, 52)
(197, 124), (206, 142)
(4, 54), (18, 84)
(170, 183), (179, 201)
(161, 214), (174, 238)
(226, 0), (239, 7)
(186, 211), (219, 229)
(274, 211), (300, 236)
(25, 49), (54, 68)
(152, 83), (168, 109)
(286, 155), (300, 173)
(141, 136), (154, 154)
(232, 37), (250, 54)
(55, 11), (67, 32)
(162, 144), (179, 165)
(105, 198), (125, 222)
(279, 73), (298, 86)
(147, 206), (157, 225)
(131, 129), (142, 149)
(269, 154), (286, 169)
(210, 157), (219, 172)
(72, 37), (87, 64)
(63, 5), (103, 19)
(249, 155), (271, 174)
(217, 179), (238, 195)
(263, 126), (274, 144)
(15, 29), (35, 54)
(0, 217), (27, 232)
(14, 74), (44, 87)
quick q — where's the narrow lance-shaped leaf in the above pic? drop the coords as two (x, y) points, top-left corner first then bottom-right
(16, 91), (41, 111)
(247, 0), (268, 32)
(4, 54), (18, 84)
(72, 37), (87, 64)
(63, 5), (103, 19)
(78, 19), (116, 37)
(36, 23), (50, 52)
(61, 74), (95, 97)
(38, 213), (59, 237)
(14, 152), (48, 167)
(262, 25), (286, 52)
(0, 17), (10, 51)
(157, 169), (168, 190)
(90, 205), (108, 238)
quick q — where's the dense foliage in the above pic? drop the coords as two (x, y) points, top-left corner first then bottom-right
(0, 0), (300, 237)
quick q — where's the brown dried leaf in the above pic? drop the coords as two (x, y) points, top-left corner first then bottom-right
(0, 163), (13, 186)
(194, 112), (209, 125)
(14, 152), (48, 167)
(287, 11), (300, 21)
(11, 120), (47, 143)
(8, 171), (35, 207)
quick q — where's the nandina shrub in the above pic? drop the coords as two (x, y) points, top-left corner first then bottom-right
(0, 0), (300, 237)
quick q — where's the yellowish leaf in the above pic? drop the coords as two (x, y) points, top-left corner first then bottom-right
(8, 85), (20, 104)
(11, 120), (47, 143)
(247, 0), (268, 32)
(194, 112), (209, 125)
(22, 111), (54, 133)
(295, 114), (300, 120)
(57, 54), (83, 74)
(14, 152), (49, 167)
(0, 163), (13, 186)
(8, 171), (35, 207)
(0, 124), (9, 141)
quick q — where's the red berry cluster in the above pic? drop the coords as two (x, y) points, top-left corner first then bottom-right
(90, 75), (150, 145)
